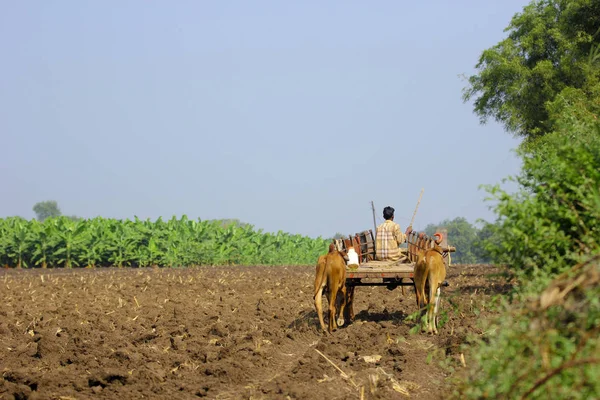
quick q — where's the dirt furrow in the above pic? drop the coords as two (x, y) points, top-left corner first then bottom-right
(0, 264), (507, 399)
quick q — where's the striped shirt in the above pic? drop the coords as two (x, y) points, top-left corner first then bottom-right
(375, 220), (406, 262)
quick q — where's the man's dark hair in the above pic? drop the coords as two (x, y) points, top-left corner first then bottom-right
(383, 206), (395, 220)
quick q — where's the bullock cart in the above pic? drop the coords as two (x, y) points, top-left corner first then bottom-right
(335, 230), (456, 290)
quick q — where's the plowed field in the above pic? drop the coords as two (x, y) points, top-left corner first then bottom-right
(0, 264), (509, 399)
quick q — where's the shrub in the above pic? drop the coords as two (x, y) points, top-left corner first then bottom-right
(482, 123), (600, 286)
(453, 255), (600, 399)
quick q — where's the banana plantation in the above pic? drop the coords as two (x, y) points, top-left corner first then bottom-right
(0, 216), (330, 268)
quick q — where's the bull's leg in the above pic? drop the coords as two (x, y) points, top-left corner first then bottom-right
(413, 281), (421, 308)
(350, 286), (355, 321)
(421, 279), (431, 333)
(414, 260), (428, 313)
(328, 283), (339, 333)
(337, 284), (347, 328)
(344, 286), (355, 323)
(314, 285), (327, 332)
(414, 275), (423, 308)
(314, 258), (328, 332)
(412, 275), (427, 332)
(426, 279), (439, 334)
(432, 286), (442, 334)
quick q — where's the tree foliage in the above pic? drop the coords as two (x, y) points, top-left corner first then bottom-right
(463, 0), (600, 142)
(33, 201), (61, 222)
(454, 255), (600, 399)
(454, 117), (600, 400)
(32, 201), (81, 222)
(454, 2), (600, 396)
(481, 124), (600, 283)
(424, 217), (481, 264)
(471, 222), (498, 264)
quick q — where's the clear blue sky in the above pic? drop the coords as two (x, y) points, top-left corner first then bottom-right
(1, 1), (528, 238)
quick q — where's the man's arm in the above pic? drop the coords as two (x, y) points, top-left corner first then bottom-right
(394, 223), (407, 245)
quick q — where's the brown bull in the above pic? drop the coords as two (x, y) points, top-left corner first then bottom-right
(314, 243), (349, 333)
(413, 233), (446, 334)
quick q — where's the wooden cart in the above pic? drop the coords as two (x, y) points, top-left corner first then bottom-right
(335, 230), (455, 290)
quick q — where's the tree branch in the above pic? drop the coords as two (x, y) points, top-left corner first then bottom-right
(521, 358), (599, 399)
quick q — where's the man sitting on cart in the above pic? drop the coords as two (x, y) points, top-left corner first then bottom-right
(375, 206), (412, 262)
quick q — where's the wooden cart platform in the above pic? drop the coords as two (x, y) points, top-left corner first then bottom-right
(345, 260), (415, 287)
(346, 260), (415, 279)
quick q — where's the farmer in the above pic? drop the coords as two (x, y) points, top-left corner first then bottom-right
(375, 206), (412, 262)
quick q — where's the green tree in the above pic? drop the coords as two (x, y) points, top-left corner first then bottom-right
(471, 221), (498, 264)
(454, 2), (600, 397)
(482, 126), (600, 282)
(33, 200), (62, 222)
(424, 217), (479, 264)
(463, 0), (600, 143)
(212, 218), (249, 228)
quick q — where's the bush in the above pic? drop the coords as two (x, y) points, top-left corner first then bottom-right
(481, 122), (600, 285)
(453, 255), (600, 399)
(452, 119), (600, 399)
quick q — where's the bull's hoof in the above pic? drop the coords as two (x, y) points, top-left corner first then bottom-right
(337, 317), (345, 327)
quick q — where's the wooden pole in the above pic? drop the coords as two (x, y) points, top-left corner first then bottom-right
(409, 188), (424, 228)
(371, 201), (377, 236)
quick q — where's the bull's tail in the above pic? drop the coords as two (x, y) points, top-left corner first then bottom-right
(314, 255), (329, 332)
(313, 256), (327, 299)
(413, 257), (427, 310)
(313, 273), (326, 299)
